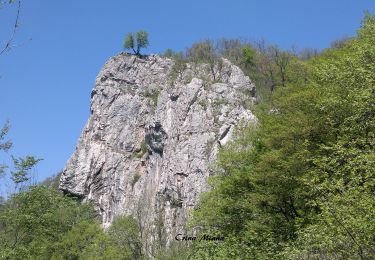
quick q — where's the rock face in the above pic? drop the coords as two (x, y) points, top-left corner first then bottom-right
(59, 53), (256, 249)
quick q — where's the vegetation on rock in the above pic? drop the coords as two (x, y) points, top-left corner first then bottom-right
(124, 30), (149, 56)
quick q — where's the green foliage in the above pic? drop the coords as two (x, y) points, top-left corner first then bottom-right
(124, 32), (135, 51)
(124, 30), (149, 56)
(241, 44), (256, 68)
(0, 186), (97, 259)
(11, 155), (42, 185)
(136, 30), (149, 50)
(108, 215), (143, 259)
(0, 122), (42, 194)
(0, 185), (145, 259)
(187, 40), (216, 64)
(155, 241), (192, 260)
(161, 48), (174, 58)
(216, 38), (245, 64)
(52, 221), (108, 259)
(169, 51), (188, 81)
(0, 122), (12, 178)
(0, 122), (12, 152)
(133, 138), (148, 159)
(140, 89), (160, 107)
(131, 172), (141, 188)
(39, 172), (62, 191)
(190, 14), (375, 259)
(186, 40), (223, 81)
(150, 91), (160, 106)
(140, 139), (147, 156)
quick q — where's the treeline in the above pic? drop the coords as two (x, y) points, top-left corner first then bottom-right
(162, 36), (319, 105)
(0, 186), (143, 259)
(163, 13), (374, 259)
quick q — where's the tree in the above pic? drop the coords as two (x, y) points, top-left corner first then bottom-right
(0, 122), (12, 179)
(124, 32), (135, 53)
(190, 13), (375, 259)
(0, 186), (97, 259)
(270, 46), (291, 87)
(11, 155), (42, 189)
(0, 0), (21, 56)
(186, 40), (222, 81)
(124, 30), (149, 56)
(108, 215), (143, 259)
(0, 122), (42, 194)
(52, 220), (127, 260)
(216, 38), (244, 64)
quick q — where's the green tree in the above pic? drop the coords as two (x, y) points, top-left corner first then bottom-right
(241, 44), (256, 68)
(0, 122), (12, 179)
(281, 13), (375, 259)
(124, 30), (149, 56)
(108, 215), (143, 259)
(11, 155), (42, 187)
(0, 122), (42, 195)
(0, 186), (97, 259)
(51, 220), (126, 260)
(124, 32), (135, 53)
(190, 13), (375, 259)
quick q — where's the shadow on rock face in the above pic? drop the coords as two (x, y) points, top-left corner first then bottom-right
(145, 121), (168, 155)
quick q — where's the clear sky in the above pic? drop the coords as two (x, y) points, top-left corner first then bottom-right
(0, 0), (374, 187)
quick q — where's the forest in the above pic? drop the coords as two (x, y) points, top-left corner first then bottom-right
(0, 13), (374, 260)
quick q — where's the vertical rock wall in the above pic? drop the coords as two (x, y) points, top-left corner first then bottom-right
(59, 53), (256, 249)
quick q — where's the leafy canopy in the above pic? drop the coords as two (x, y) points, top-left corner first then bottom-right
(123, 30), (149, 56)
(188, 13), (375, 259)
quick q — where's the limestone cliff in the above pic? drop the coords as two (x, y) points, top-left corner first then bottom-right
(59, 53), (256, 248)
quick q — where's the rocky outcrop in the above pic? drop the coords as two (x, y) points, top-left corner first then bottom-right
(59, 53), (256, 249)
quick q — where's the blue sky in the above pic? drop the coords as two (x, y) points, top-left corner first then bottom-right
(0, 0), (374, 188)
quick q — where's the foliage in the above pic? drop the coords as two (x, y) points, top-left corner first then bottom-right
(0, 122), (12, 152)
(140, 89), (160, 107)
(124, 32), (135, 52)
(0, 185), (144, 259)
(187, 40), (217, 65)
(0, 122), (42, 195)
(39, 172), (62, 191)
(140, 139), (147, 156)
(186, 40), (223, 81)
(0, 122), (12, 178)
(0, 186), (96, 259)
(169, 51), (187, 81)
(189, 13), (375, 259)
(108, 215), (143, 259)
(52, 220), (134, 260)
(11, 155), (42, 185)
(155, 241), (192, 260)
(124, 30), (149, 56)
(131, 172), (141, 188)
(136, 31), (149, 51)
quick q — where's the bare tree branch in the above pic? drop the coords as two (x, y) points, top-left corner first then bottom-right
(0, 0), (21, 56)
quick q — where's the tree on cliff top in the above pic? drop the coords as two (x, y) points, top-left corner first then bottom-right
(124, 30), (149, 56)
